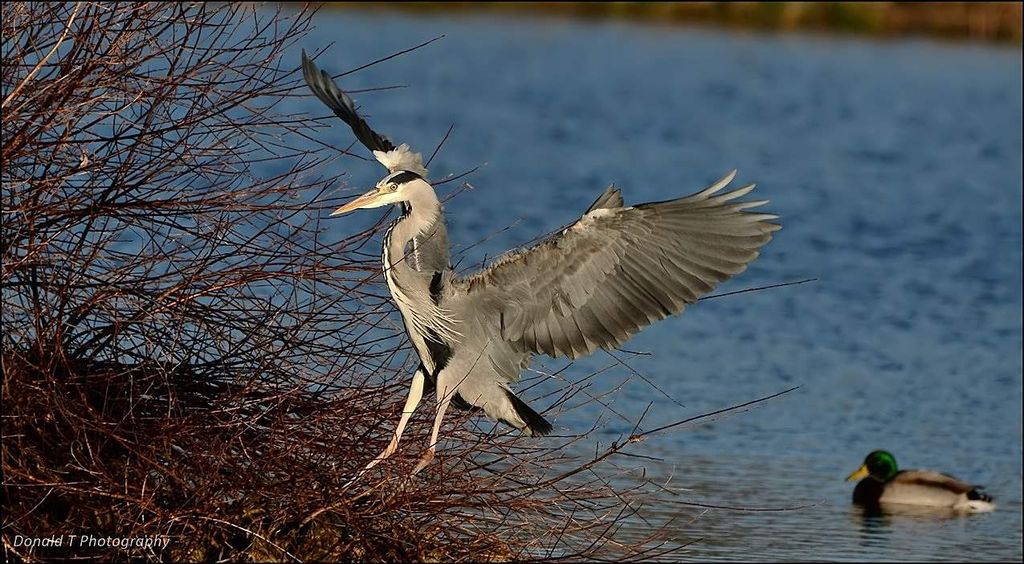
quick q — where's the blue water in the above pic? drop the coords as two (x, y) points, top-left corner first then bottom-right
(299, 9), (1022, 561)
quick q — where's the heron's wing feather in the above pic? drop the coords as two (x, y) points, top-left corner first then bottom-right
(584, 185), (624, 213)
(455, 171), (779, 359)
(301, 49), (395, 154)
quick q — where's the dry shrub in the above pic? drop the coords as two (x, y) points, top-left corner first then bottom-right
(2, 3), (679, 561)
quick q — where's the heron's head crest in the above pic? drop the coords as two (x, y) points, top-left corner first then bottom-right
(373, 143), (428, 177)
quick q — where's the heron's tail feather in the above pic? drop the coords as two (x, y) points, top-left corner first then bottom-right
(503, 389), (553, 437)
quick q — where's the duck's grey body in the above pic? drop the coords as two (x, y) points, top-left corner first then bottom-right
(854, 469), (995, 513)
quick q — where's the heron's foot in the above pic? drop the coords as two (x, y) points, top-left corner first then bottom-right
(363, 438), (399, 471)
(411, 448), (434, 475)
(343, 439), (401, 489)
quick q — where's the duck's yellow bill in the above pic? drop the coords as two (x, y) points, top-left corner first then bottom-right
(846, 464), (870, 482)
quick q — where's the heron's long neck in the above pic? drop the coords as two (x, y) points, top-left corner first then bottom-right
(381, 180), (457, 361)
(386, 180), (442, 268)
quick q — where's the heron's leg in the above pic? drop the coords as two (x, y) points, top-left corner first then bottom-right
(363, 367), (426, 471)
(412, 389), (452, 475)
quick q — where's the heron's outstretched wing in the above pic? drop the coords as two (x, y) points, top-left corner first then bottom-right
(454, 171), (780, 360)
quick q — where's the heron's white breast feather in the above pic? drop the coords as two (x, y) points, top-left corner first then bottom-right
(374, 143), (428, 176)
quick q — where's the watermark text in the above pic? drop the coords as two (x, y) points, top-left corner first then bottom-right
(12, 534), (170, 550)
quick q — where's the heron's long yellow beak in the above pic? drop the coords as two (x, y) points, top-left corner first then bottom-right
(330, 189), (382, 216)
(846, 464), (870, 482)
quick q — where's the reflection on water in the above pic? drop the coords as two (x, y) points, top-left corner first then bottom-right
(857, 503), (992, 520)
(298, 8), (1023, 562)
(849, 505), (1003, 560)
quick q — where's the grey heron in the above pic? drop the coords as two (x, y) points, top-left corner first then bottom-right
(302, 50), (780, 474)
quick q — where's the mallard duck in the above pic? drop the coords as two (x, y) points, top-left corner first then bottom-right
(846, 450), (995, 513)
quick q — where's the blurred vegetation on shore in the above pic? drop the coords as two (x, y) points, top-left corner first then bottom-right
(327, 2), (1023, 43)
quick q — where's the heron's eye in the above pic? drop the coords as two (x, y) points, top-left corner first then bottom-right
(388, 183), (399, 192)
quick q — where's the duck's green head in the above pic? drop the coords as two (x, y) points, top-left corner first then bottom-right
(846, 450), (898, 482)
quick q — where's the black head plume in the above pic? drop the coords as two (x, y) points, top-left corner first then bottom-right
(301, 49), (395, 154)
